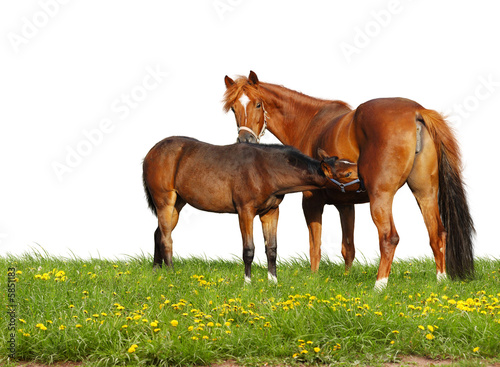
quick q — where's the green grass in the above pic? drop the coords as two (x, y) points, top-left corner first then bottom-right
(1, 251), (500, 366)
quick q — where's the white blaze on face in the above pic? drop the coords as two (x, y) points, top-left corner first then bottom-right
(239, 93), (251, 119)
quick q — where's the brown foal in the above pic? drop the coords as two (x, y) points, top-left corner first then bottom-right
(143, 136), (356, 283)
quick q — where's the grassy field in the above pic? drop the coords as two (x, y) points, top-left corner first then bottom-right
(1, 251), (500, 366)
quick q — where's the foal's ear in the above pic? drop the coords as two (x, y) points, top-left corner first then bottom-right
(225, 75), (235, 88)
(248, 70), (259, 85)
(317, 148), (329, 160)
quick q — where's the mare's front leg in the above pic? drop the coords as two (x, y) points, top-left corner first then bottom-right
(260, 207), (279, 283)
(237, 207), (255, 284)
(302, 191), (325, 272)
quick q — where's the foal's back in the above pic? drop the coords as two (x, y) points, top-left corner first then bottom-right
(143, 136), (274, 213)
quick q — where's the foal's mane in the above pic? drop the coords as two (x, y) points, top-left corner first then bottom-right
(251, 143), (321, 175)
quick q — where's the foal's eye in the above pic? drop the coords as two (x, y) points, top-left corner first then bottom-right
(345, 172), (352, 178)
(256, 103), (261, 108)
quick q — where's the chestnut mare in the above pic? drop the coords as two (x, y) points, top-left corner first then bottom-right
(223, 71), (474, 289)
(142, 136), (357, 283)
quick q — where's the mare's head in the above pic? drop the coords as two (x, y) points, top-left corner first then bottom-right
(223, 71), (267, 143)
(317, 149), (359, 190)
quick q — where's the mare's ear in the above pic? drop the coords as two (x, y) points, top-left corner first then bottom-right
(248, 70), (259, 85)
(225, 75), (235, 88)
(317, 148), (329, 160)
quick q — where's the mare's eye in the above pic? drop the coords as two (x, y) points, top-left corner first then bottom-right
(345, 172), (352, 178)
(256, 103), (261, 108)
(231, 107), (235, 112)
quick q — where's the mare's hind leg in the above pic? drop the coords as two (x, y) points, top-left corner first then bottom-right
(260, 207), (279, 283)
(302, 191), (325, 272)
(156, 191), (186, 268)
(369, 191), (400, 290)
(407, 134), (447, 280)
(335, 204), (356, 272)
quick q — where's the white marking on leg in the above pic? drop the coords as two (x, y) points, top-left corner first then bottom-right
(437, 271), (447, 282)
(244, 275), (251, 284)
(374, 277), (388, 291)
(268, 272), (278, 284)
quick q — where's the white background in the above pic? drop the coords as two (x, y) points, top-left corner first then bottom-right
(1, 1), (499, 266)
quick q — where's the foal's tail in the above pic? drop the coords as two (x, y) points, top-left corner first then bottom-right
(142, 161), (157, 217)
(419, 109), (475, 280)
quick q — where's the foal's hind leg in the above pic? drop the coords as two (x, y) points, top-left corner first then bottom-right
(153, 227), (162, 268)
(156, 191), (185, 268)
(260, 207), (279, 283)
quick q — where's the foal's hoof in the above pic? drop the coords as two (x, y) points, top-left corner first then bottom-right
(268, 272), (278, 284)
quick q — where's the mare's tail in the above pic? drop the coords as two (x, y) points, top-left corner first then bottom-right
(419, 109), (475, 279)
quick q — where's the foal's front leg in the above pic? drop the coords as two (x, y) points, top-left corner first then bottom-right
(237, 208), (255, 284)
(260, 208), (279, 283)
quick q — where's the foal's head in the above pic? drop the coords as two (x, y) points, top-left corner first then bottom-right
(223, 71), (267, 144)
(318, 149), (358, 186)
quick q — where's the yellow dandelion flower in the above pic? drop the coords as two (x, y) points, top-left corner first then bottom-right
(35, 323), (47, 330)
(127, 344), (138, 353)
(59, 325), (66, 330)
(392, 330), (399, 334)
(473, 347), (480, 353)
(150, 321), (158, 327)
(153, 328), (160, 333)
(75, 324), (82, 328)
(418, 325), (425, 330)
(314, 347), (321, 353)
(300, 350), (308, 354)
(207, 322), (214, 327)
(427, 325), (434, 332)
(425, 333), (435, 340)
(19, 319), (26, 324)
(390, 340), (395, 345)
(293, 353), (299, 358)
(225, 330), (231, 334)
(224, 321), (231, 327)
(122, 325), (128, 329)
(170, 320), (179, 327)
